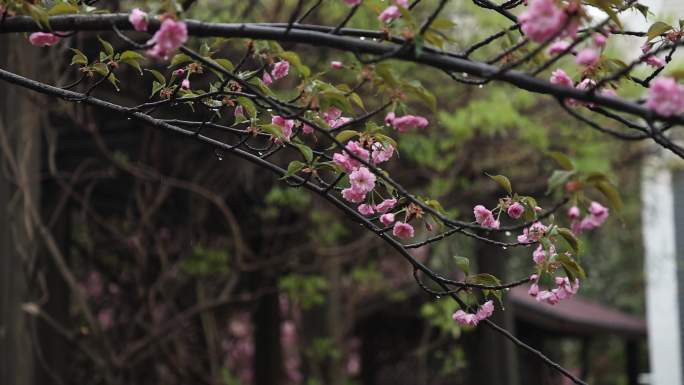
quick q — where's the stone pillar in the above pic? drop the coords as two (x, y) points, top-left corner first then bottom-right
(641, 149), (684, 385)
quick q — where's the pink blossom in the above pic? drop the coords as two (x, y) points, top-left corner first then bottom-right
(473, 205), (500, 229)
(641, 42), (652, 54)
(532, 244), (556, 265)
(393, 221), (415, 239)
(331, 61), (344, 69)
(129, 8), (148, 32)
(567, 206), (580, 220)
(517, 222), (546, 243)
(380, 213), (396, 226)
(550, 69), (573, 88)
(519, 0), (567, 43)
(302, 124), (314, 134)
(333, 141), (369, 172)
(452, 301), (495, 327)
(567, 78), (596, 107)
(272, 115), (295, 141)
(358, 204), (375, 216)
(528, 283), (539, 297)
(593, 33), (607, 47)
(234, 105), (244, 119)
(588, 201), (609, 225)
(379, 5), (402, 23)
(173, 68), (185, 77)
(349, 167), (376, 193)
(384, 112), (396, 126)
(262, 71), (273, 85)
(576, 48), (599, 67)
(29, 32), (60, 47)
(476, 300), (495, 321)
(548, 41), (571, 55)
(452, 310), (479, 326)
(271, 60), (290, 80)
(323, 107), (352, 128)
(371, 142), (395, 164)
(98, 308), (115, 330)
(601, 88), (617, 98)
(644, 55), (665, 68)
(646, 77), (684, 117)
(146, 19), (188, 60)
(507, 202), (525, 219)
(375, 198), (397, 213)
(537, 290), (559, 305)
(333, 153), (356, 173)
(181, 79), (190, 90)
(342, 187), (366, 203)
(390, 115), (429, 132)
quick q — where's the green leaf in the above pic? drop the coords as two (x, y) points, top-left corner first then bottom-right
(486, 174), (512, 195)
(547, 170), (575, 194)
(214, 58), (235, 72)
(23, 4), (50, 29)
(70, 48), (88, 66)
(145, 69), (166, 85)
(556, 253), (586, 281)
(594, 181), (623, 211)
(453, 256), (469, 275)
(150, 81), (165, 97)
(97, 36), (114, 57)
(294, 143), (314, 164)
(120, 50), (144, 74)
(281, 160), (306, 179)
(547, 151), (574, 171)
(557, 228), (580, 253)
(169, 53), (193, 68)
(335, 130), (359, 143)
(349, 92), (365, 109)
(429, 18), (457, 30)
(647, 21), (672, 41)
(260, 123), (285, 139)
(236, 97), (257, 118)
(48, 2), (79, 15)
(466, 273), (501, 287)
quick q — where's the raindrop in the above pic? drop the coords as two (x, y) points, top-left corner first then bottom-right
(462, 72), (468, 78)
(126, 117), (131, 120)
(360, 37), (366, 40)
(478, 85), (484, 89)
(505, 288), (511, 292)
(435, 295), (441, 299)
(502, 246), (508, 250)
(505, 231), (511, 236)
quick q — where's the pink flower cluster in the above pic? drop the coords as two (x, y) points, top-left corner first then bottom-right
(378, 0), (409, 23)
(272, 115), (295, 141)
(385, 112), (429, 133)
(452, 300), (494, 327)
(646, 77), (684, 117)
(29, 32), (60, 47)
(532, 244), (556, 265)
(568, 201), (608, 234)
(473, 205), (500, 229)
(517, 221), (547, 243)
(324, 107), (352, 128)
(147, 18), (188, 60)
(519, 0), (576, 43)
(262, 60), (290, 85)
(129, 8), (149, 32)
(528, 274), (580, 305)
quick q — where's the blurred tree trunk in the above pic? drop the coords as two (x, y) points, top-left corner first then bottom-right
(464, 235), (520, 385)
(0, 35), (39, 385)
